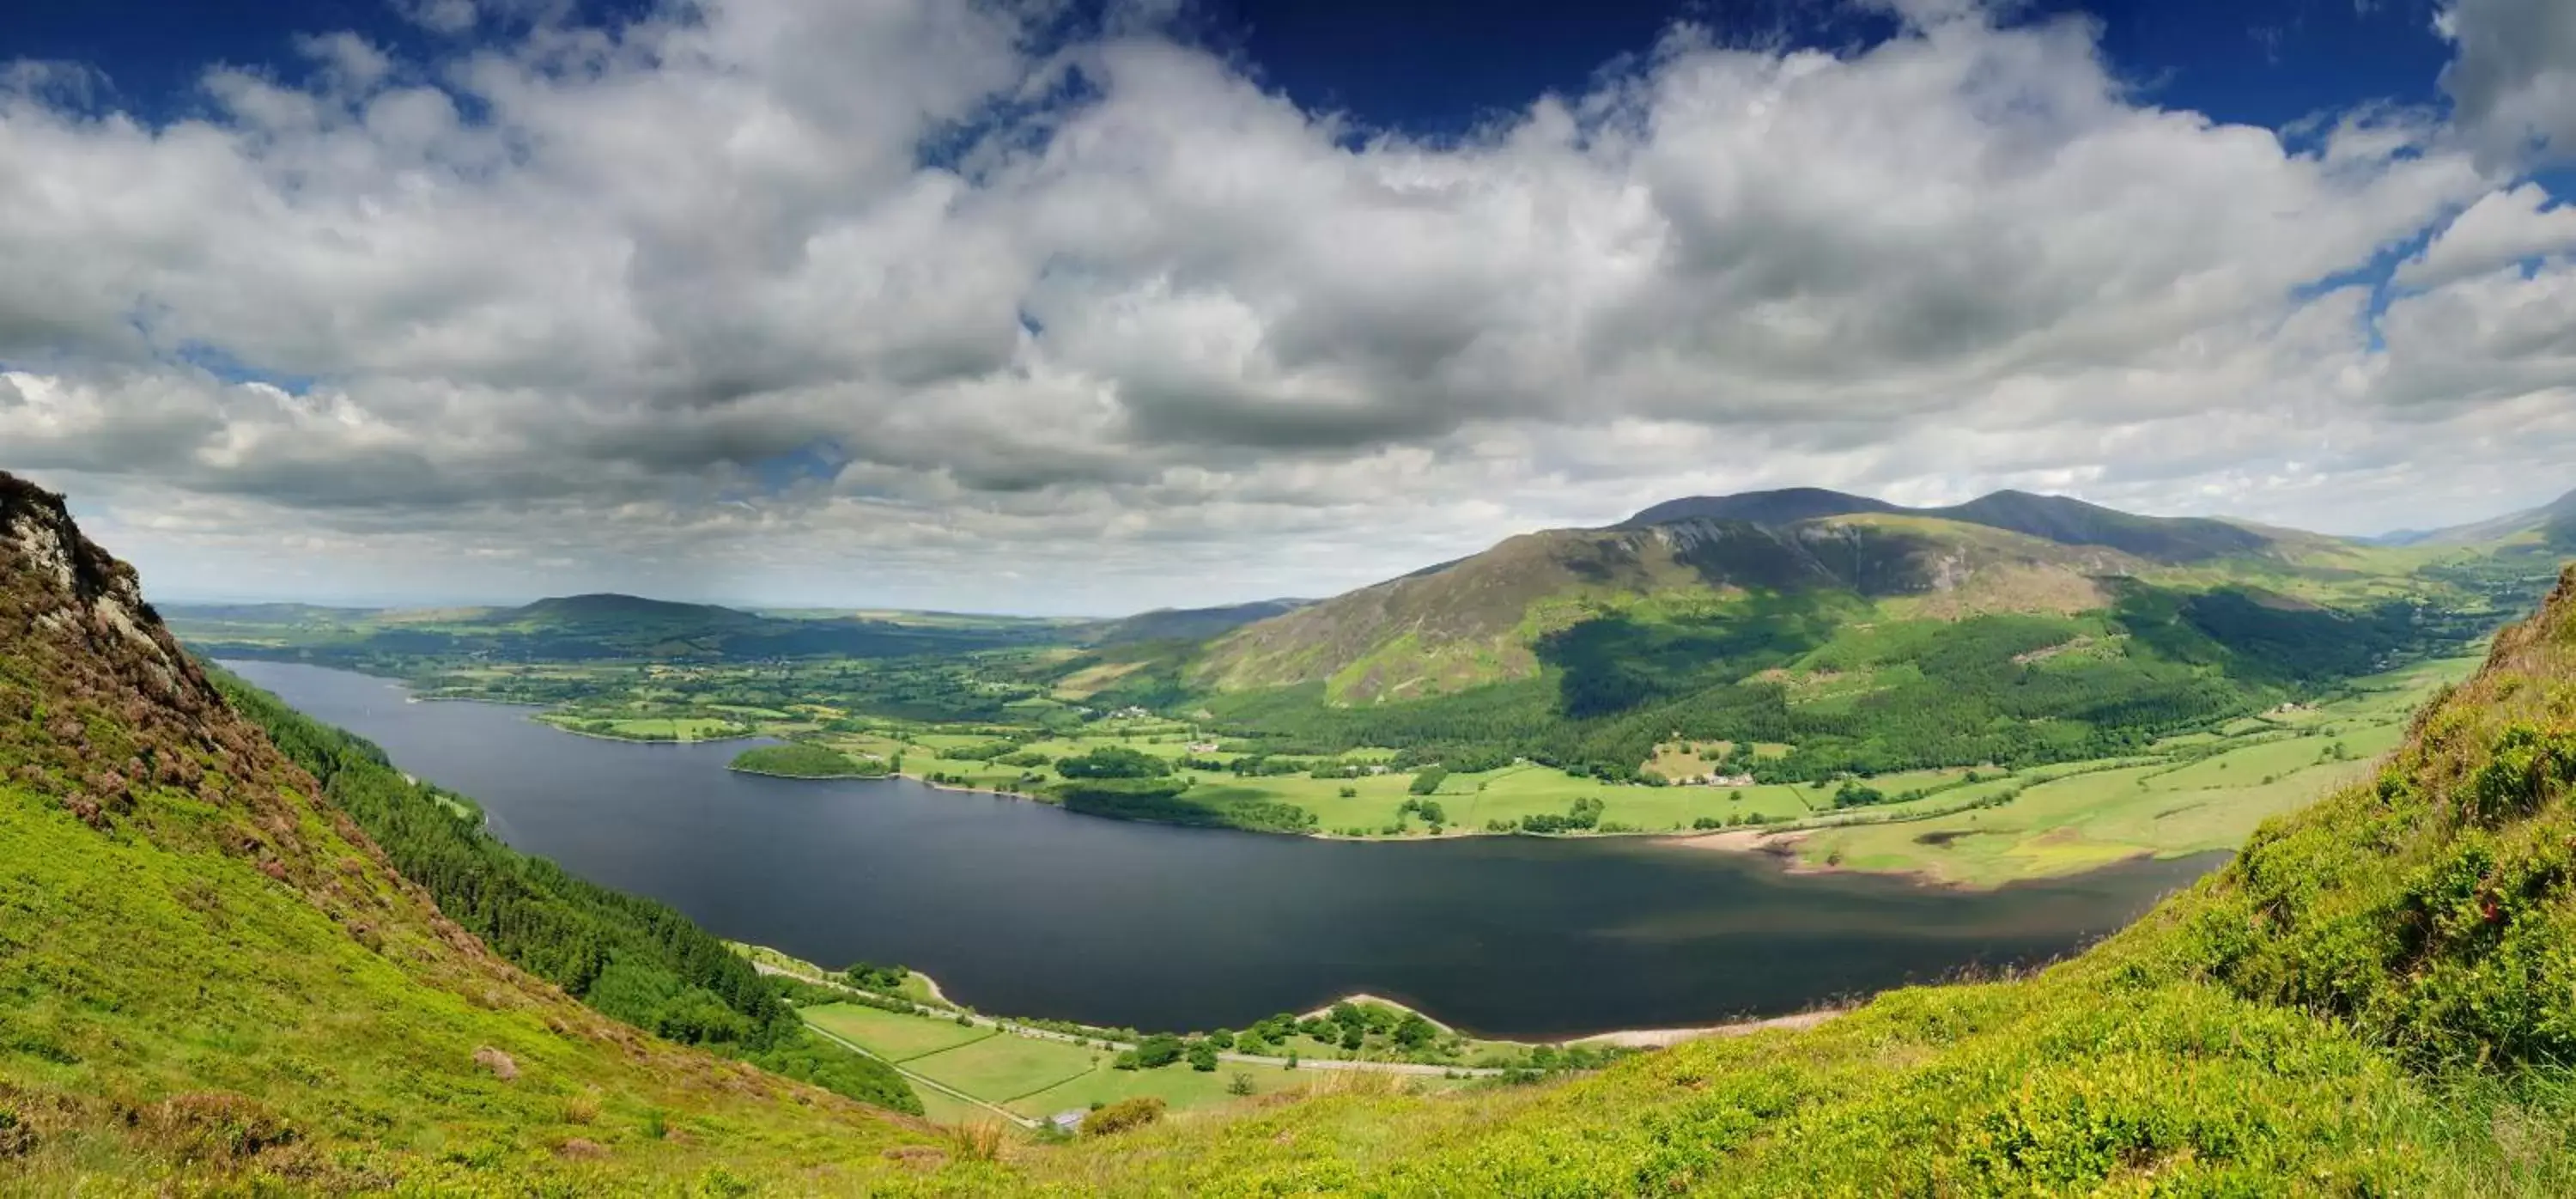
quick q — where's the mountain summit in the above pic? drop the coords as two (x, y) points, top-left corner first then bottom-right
(1628, 488), (2272, 563)
(1190, 488), (2353, 703)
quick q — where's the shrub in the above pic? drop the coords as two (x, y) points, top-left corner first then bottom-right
(1084, 1097), (1166, 1138)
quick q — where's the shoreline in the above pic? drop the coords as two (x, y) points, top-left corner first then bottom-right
(728, 764), (895, 781)
(749, 945), (1847, 1050)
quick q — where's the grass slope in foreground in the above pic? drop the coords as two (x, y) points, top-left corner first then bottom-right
(0, 475), (949, 1192)
(981, 567), (2576, 1195)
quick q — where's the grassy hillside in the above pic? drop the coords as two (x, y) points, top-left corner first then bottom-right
(1188, 508), (2180, 703)
(0, 474), (955, 1192)
(212, 670), (917, 1113)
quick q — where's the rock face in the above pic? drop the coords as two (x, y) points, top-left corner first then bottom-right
(1, 472), (228, 825)
(0, 471), (346, 892)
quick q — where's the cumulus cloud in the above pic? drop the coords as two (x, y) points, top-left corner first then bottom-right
(2439, 0), (2576, 165)
(2395, 182), (2576, 289)
(0, 0), (2567, 610)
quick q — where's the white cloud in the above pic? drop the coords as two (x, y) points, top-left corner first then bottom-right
(2439, 0), (2576, 166)
(0, 0), (2565, 611)
(2395, 182), (2576, 289)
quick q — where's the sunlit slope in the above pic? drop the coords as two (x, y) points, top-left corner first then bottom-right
(1182, 490), (2481, 707)
(0, 474), (938, 1192)
(996, 565), (2576, 1195)
(1190, 507), (2196, 703)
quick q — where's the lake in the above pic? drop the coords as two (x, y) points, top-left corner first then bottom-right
(227, 660), (2226, 1038)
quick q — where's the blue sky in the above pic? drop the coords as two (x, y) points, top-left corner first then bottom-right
(0, 0), (2464, 132)
(1, 0), (2572, 611)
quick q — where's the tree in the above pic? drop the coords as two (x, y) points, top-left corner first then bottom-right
(1408, 766), (1449, 795)
(1131, 1033), (1185, 1069)
(1188, 1041), (1219, 1072)
(1054, 746), (1171, 779)
(1228, 1073), (1255, 1096)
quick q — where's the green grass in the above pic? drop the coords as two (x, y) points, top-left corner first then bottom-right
(802, 1004), (996, 1062)
(1003, 1057), (1328, 1117)
(902, 1036), (1102, 1105)
(731, 742), (879, 778)
(1784, 650), (2483, 886)
(0, 777), (938, 1192)
(793, 1002), (1439, 1124)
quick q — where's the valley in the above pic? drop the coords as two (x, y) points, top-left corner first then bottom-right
(168, 486), (2563, 887)
(15, 466), (2576, 1193)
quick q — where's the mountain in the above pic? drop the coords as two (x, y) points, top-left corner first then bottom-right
(1623, 487), (1899, 527)
(2381, 487), (2576, 549)
(1088, 599), (1314, 646)
(1629, 488), (2274, 563)
(167, 589), (1064, 665)
(485, 592), (766, 630)
(0, 473), (937, 1190)
(1190, 489), (2392, 703)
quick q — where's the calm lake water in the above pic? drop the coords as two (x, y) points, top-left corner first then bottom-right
(228, 660), (2226, 1038)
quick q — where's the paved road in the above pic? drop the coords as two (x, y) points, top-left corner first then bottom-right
(756, 962), (1506, 1077)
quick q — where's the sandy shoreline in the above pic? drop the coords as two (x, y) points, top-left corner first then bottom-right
(1566, 1008), (1846, 1049)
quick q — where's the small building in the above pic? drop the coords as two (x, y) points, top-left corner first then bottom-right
(1049, 1110), (1087, 1134)
(1185, 741), (1221, 754)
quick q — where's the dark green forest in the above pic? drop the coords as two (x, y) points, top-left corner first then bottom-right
(208, 667), (922, 1115)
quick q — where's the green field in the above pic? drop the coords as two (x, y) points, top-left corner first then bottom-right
(798, 1001), (1454, 1125)
(1002, 1054), (1311, 1117)
(803, 1002), (994, 1062)
(545, 714), (753, 741)
(1774, 652), (2482, 886)
(902, 1032), (1104, 1104)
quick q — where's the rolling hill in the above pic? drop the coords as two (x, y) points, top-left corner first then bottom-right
(165, 591), (1064, 665)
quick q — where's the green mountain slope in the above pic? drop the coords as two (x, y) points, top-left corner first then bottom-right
(1187, 490), (2461, 708)
(1630, 487), (2277, 562)
(1087, 599), (1313, 647)
(0, 474), (947, 1192)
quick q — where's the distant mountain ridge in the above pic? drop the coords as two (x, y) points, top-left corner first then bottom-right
(1186, 486), (2470, 703)
(1089, 599), (1313, 646)
(2375, 488), (2576, 549)
(1627, 488), (2274, 563)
